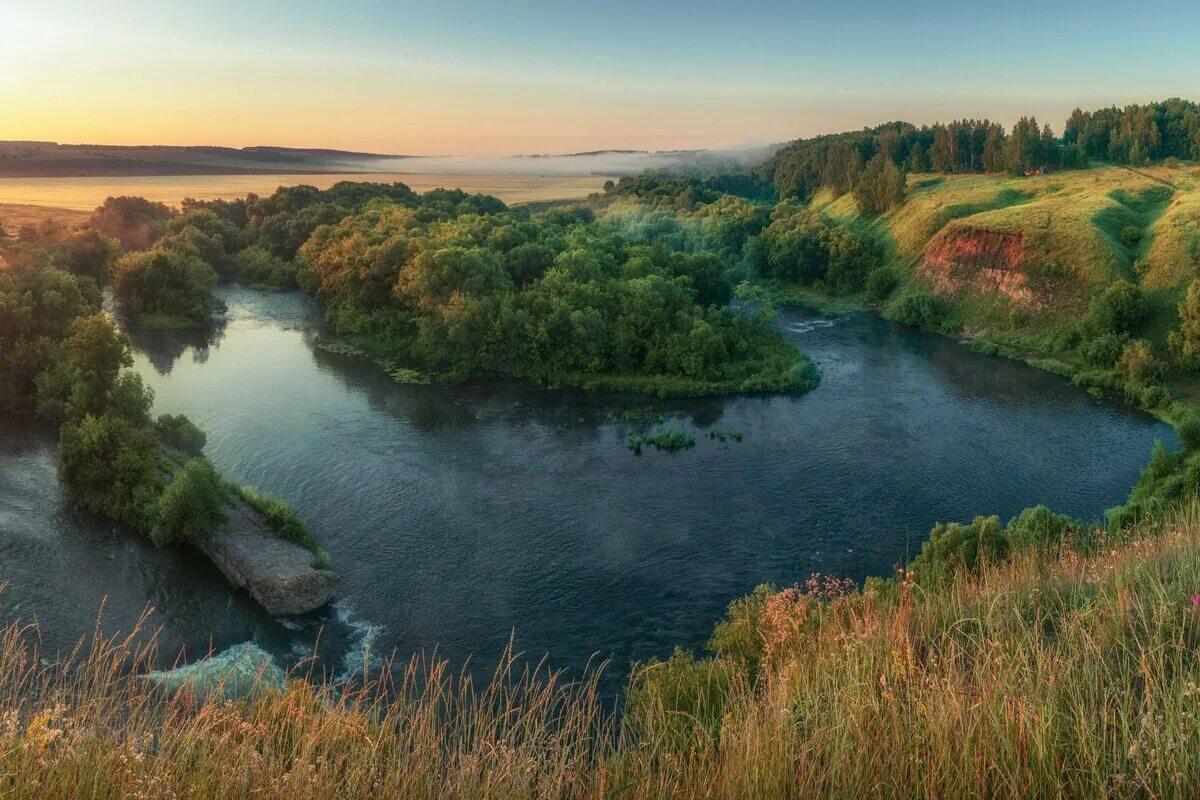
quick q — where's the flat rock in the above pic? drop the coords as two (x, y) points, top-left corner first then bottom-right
(193, 499), (338, 616)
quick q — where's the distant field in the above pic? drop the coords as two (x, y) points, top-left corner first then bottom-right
(0, 172), (607, 213)
(0, 202), (90, 231)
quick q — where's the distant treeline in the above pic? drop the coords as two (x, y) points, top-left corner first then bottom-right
(760, 98), (1200, 202)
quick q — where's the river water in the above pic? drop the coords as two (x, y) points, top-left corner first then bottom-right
(0, 287), (1176, 687)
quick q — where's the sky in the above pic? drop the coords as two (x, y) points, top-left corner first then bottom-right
(2, 0), (1198, 155)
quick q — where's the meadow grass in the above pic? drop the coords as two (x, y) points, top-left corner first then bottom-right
(6, 499), (1200, 797)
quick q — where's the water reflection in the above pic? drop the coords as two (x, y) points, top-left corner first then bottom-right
(123, 315), (228, 376)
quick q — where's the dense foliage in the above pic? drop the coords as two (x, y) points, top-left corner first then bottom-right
(111, 245), (225, 327)
(0, 260), (99, 412)
(745, 202), (882, 292)
(296, 190), (813, 395)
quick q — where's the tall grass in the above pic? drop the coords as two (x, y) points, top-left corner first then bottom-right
(5, 502), (1200, 796)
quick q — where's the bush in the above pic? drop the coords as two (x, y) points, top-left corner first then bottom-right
(1119, 225), (1143, 248)
(235, 245), (299, 290)
(1088, 280), (1146, 335)
(864, 267), (897, 304)
(707, 583), (773, 678)
(112, 246), (225, 326)
(909, 515), (1005, 584)
(624, 648), (734, 748)
(152, 458), (227, 547)
(58, 413), (162, 534)
(1082, 333), (1129, 369)
(889, 291), (957, 334)
(1177, 412), (1200, 451)
(155, 413), (207, 456)
(1005, 506), (1083, 551)
(910, 507), (1083, 586)
(1115, 339), (1165, 387)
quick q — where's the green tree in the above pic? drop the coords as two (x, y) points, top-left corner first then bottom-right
(1168, 280), (1200, 370)
(1089, 280), (1147, 335)
(111, 245), (225, 326)
(36, 314), (133, 422)
(852, 154), (906, 216)
(58, 413), (162, 533)
(152, 458), (226, 547)
(1116, 339), (1165, 387)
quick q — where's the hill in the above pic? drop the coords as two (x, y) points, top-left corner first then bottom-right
(820, 163), (1199, 344)
(0, 141), (414, 178)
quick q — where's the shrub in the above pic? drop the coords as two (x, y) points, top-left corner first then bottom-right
(112, 245), (224, 326)
(1088, 279), (1146, 334)
(1177, 412), (1200, 451)
(707, 584), (773, 678)
(152, 458), (227, 547)
(1005, 505), (1083, 551)
(1168, 280), (1200, 371)
(58, 412), (162, 534)
(1082, 333), (1129, 368)
(889, 291), (957, 334)
(235, 245), (299, 290)
(909, 515), (1005, 584)
(1119, 225), (1143, 248)
(864, 267), (897, 304)
(1116, 339), (1165, 387)
(624, 648), (735, 749)
(155, 413), (207, 456)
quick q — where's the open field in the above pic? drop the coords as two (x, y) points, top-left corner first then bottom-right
(0, 173), (607, 213)
(0, 202), (91, 232)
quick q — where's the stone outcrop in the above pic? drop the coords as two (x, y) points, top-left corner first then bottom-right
(192, 498), (338, 616)
(917, 228), (1036, 307)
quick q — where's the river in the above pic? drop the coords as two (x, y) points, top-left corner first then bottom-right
(0, 287), (1176, 688)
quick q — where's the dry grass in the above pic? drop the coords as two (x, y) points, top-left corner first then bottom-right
(6, 500), (1200, 797)
(0, 203), (90, 233)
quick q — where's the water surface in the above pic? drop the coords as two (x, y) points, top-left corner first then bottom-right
(0, 288), (1175, 686)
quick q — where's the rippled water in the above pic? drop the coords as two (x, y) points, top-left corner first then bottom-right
(0, 287), (1177, 688)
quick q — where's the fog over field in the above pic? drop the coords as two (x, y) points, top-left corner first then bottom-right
(361, 145), (780, 176)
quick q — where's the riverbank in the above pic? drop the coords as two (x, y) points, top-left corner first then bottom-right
(3, 492), (1198, 797)
(760, 277), (1200, 430)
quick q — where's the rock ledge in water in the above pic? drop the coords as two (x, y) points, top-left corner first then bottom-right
(193, 498), (338, 616)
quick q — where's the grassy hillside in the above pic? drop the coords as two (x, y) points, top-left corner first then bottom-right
(3, 494), (1200, 797)
(867, 164), (1200, 347)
